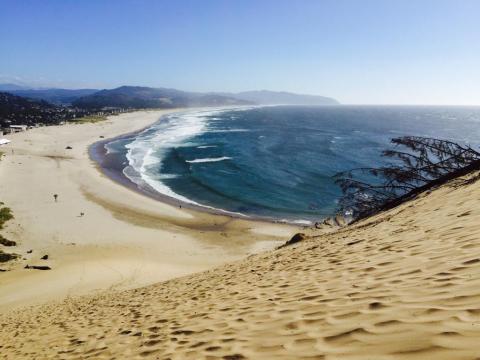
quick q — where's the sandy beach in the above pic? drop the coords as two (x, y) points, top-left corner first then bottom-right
(0, 109), (297, 311)
(1, 149), (480, 358)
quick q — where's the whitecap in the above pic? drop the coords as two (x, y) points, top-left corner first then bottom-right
(104, 139), (123, 155)
(208, 129), (250, 133)
(292, 219), (313, 225)
(186, 156), (231, 164)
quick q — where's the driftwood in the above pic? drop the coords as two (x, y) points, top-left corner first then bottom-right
(24, 265), (51, 270)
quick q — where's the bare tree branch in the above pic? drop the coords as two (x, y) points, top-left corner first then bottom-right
(334, 136), (480, 220)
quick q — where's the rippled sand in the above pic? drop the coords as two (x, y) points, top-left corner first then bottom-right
(2, 171), (480, 359)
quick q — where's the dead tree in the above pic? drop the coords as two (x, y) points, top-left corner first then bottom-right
(335, 136), (480, 221)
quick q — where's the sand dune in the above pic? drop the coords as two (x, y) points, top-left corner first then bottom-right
(1, 169), (479, 358)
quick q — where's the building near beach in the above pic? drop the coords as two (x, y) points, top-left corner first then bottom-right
(1, 125), (27, 135)
(9, 125), (28, 132)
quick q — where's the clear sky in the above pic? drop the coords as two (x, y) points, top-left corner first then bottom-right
(1, 0), (479, 104)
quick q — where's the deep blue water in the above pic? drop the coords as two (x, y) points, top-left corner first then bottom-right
(102, 106), (480, 223)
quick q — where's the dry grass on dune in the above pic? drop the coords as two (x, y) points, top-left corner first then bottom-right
(1, 173), (480, 359)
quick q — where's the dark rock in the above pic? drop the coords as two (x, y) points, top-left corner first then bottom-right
(280, 233), (307, 248)
(27, 249), (33, 253)
(65, 146), (73, 150)
(41, 254), (48, 260)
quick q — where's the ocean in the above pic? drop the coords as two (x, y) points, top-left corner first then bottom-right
(95, 105), (480, 224)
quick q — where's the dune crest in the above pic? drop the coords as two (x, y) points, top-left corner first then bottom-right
(1, 173), (480, 359)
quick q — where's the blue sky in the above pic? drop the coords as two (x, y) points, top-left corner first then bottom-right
(1, 0), (479, 104)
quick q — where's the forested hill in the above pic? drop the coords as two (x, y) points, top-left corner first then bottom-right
(0, 92), (82, 127)
(72, 86), (252, 109)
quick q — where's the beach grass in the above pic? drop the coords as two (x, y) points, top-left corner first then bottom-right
(0, 206), (13, 230)
(0, 234), (16, 247)
(0, 250), (18, 263)
(0, 205), (16, 265)
(70, 115), (108, 124)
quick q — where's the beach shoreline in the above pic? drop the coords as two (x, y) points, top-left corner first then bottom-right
(90, 125), (314, 225)
(89, 105), (300, 225)
(0, 109), (298, 312)
(88, 122), (254, 223)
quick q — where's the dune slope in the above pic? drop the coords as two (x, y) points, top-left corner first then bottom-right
(1, 174), (480, 359)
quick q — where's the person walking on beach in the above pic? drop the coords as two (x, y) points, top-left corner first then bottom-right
(53, 194), (58, 202)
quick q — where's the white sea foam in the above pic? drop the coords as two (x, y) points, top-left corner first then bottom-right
(124, 110), (216, 205)
(186, 156), (231, 164)
(292, 219), (313, 225)
(122, 107), (251, 214)
(278, 218), (313, 226)
(104, 143), (114, 155)
(104, 139), (122, 155)
(208, 129), (250, 133)
(197, 145), (217, 149)
(279, 219), (313, 225)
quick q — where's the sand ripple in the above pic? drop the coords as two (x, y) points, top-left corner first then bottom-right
(1, 174), (480, 359)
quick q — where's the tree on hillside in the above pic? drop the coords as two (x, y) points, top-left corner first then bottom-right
(334, 136), (480, 221)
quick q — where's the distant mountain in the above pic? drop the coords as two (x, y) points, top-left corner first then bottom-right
(1, 83), (338, 110)
(2, 82), (338, 107)
(9, 88), (98, 105)
(226, 90), (339, 105)
(0, 83), (32, 91)
(72, 86), (252, 109)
